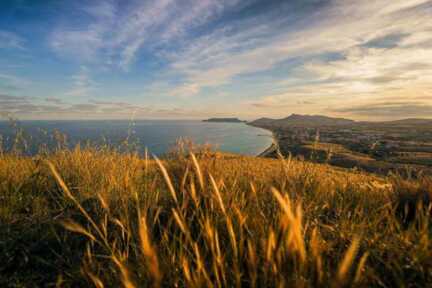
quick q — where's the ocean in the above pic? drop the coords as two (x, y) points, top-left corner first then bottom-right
(0, 120), (272, 156)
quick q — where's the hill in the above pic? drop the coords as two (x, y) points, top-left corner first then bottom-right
(249, 114), (355, 128)
(0, 146), (431, 287)
(250, 114), (432, 128)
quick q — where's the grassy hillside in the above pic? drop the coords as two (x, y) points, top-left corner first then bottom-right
(0, 145), (431, 287)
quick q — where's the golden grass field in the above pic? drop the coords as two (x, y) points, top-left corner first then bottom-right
(0, 142), (431, 287)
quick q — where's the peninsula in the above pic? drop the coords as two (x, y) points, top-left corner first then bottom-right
(203, 117), (246, 123)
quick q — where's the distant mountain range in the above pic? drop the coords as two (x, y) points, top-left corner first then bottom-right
(249, 114), (355, 127)
(249, 114), (432, 128)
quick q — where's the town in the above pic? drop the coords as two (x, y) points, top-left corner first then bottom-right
(250, 115), (432, 175)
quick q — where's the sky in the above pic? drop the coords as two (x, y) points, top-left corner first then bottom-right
(0, 0), (431, 120)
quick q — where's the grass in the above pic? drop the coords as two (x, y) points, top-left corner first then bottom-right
(0, 141), (431, 287)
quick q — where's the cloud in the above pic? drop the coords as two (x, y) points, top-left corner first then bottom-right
(163, 0), (431, 97)
(333, 101), (432, 118)
(297, 100), (315, 105)
(233, 0), (432, 119)
(0, 30), (25, 50)
(47, 0), (432, 119)
(362, 33), (409, 49)
(89, 100), (129, 106)
(0, 74), (30, 91)
(0, 89), (218, 119)
(50, 1), (114, 62)
(0, 94), (28, 100)
(89, 100), (147, 112)
(6, 0), (432, 119)
(0, 94), (31, 103)
(67, 103), (99, 112)
(170, 83), (200, 98)
(378, 0), (431, 15)
(45, 97), (64, 104)
(303, 46), (432, 88)
(50, 0), (238, 71)
(0, 94), (64, 116)
(65, 66), (95, 97)
(51, 29), (104, 62)
(0, 93), (148, 118)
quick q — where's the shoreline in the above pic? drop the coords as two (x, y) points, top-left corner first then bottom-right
(250, 124), (279, 157)
(258, 132), (279, 157)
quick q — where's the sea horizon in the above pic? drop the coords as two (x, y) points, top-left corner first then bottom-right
(0, 119), (273, 156)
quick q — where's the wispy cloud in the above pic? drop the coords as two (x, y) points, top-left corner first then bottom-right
(238, 0), (432, 118)
(0, 73), (30, 91)
(5, 0), (432, 119)
(0, 94), (204, 119)
(65, 66), (96, 97)
(0, 30), (25, 50)
(333, 101), (432, 119)
(170, 83), (200, 98)
(45, 97), (64, 104)
(0, 94), (40, 116)
(50, 0), (237, 71)
(50, 1), (112, 62)
(51, 28), (104, 62)
(0, 93), (206, 119)
(0, 94), (31, 102)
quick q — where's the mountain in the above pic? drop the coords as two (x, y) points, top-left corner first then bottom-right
(249, 114), (432, 128)
(247, 117), (276, 126)
(249, 114), (355, 127)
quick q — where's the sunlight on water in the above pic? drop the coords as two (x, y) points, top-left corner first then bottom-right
(0, 120), (273, 156)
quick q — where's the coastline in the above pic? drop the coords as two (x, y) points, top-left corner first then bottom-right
(258, 132), (279, 157)
(250, 124), (279, 157)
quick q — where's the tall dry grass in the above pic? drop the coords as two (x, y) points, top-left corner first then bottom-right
(0, 140), (431, 287)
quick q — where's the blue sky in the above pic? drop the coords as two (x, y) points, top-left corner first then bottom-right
(1, 0), (432, 120)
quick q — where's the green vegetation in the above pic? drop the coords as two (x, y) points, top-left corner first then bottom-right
(1, 141), (431, 287)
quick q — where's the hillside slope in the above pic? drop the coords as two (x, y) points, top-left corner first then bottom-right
(1, 147), (431, 287)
